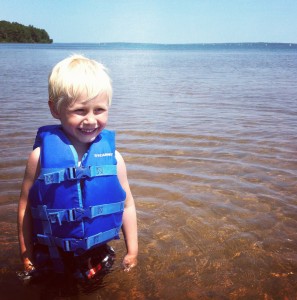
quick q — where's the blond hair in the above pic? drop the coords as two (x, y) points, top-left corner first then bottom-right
(48, 54), (112, 111)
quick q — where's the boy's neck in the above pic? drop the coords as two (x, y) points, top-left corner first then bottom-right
(60, 128), (94, 162)
(73, 143), (90, 162)
(64, 133), (90, 162)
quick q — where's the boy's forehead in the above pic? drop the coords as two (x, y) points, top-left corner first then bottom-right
(70, 93), (109, 106)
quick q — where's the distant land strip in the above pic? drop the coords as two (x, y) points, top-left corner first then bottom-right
(84, 42), (297, 48)
(43, 42), (297, 51)
(0, 20), (53, 43)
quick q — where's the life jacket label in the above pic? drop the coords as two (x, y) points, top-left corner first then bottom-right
(94, 153), (113, 158)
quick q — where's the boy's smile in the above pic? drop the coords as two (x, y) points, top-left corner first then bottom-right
(79, 127), (99, 135)
(51, 93), (109, 153)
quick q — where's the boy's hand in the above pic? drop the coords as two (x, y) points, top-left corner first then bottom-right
(17, 257), (36, 284)
(23, 257), (35, 272)
(122, 254), (137, 272)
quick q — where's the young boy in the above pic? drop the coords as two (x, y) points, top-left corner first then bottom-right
(17, 54), (138, 281)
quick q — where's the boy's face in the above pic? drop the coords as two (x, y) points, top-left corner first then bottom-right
(50, 93), (109, 148)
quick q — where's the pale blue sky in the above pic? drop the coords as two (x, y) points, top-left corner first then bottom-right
(1, 0), (296, 43)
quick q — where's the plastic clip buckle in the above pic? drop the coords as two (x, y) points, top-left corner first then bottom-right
(63, 240), (71, 251)
(68, 208), (85, 221)
(48, 212), (63, 226)
(67, 167), (91, 180)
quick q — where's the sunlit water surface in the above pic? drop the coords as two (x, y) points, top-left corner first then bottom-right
(0, 44), (297, 299)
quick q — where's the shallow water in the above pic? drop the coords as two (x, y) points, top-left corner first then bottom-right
(0, 44), (297, 299)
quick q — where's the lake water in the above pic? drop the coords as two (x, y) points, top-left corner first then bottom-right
(0, 43), (297, 299)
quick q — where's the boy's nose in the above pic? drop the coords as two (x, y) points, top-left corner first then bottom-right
(84, 113), (97, 124)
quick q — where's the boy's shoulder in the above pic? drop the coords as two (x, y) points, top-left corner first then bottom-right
(36, 124), (62, 135)
(33, 125), (62, 149)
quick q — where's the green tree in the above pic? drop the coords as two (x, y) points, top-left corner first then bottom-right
(0, 20), (53, 43)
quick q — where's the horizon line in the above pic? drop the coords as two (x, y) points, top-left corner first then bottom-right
(52, 41), (297, 45)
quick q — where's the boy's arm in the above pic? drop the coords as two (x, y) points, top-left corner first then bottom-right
(18, 147), (40, 271)
(115, 150), (138, 271)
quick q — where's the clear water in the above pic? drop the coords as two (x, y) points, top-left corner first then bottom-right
(0, 43), (297, 299)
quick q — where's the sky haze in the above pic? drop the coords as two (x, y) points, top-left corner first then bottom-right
(1, 0), (296, 44)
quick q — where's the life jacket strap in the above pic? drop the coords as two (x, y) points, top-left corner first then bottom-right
(36, 226), (121, 253)
(31, 202), (125, 225)
(38, 165), (117, 184)
(35, 205), (65, 273)
(48, 245), (64, 273)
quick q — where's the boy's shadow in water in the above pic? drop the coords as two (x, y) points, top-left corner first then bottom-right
(0, 268), (107, 300)
(0, 269), (27, 300)
(23, 272), (108, 299)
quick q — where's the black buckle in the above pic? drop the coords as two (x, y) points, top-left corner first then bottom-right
(63, 239), (87, 253)
(68, 207), (86, 221)
(67, 167), (91, 180)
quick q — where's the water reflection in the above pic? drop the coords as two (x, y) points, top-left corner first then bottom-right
(0, 45), (297, 298)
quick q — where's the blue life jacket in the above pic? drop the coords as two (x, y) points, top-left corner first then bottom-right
(29, 125), (126, 272)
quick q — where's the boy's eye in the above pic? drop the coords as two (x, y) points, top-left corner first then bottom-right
(74, 109), (85, 114)
(94, 108), (105, 114)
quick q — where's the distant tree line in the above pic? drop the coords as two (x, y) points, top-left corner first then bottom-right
(0, 20), (53, 43)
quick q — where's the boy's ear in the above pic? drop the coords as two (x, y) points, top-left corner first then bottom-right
(48, 100), (60, 119)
